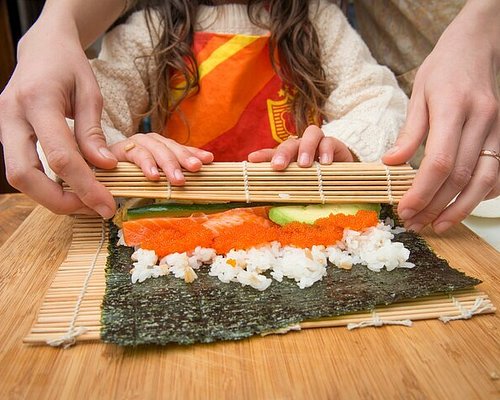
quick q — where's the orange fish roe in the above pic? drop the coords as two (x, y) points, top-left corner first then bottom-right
(212, 222), (280, 254)
(278, 210), (378, 248)
(278, 222), (343, 248)
(315, 209), (379, 231)
(211, 210), (378, 252)
(136, 209), (379, 256)
(140, 220), (214, 257)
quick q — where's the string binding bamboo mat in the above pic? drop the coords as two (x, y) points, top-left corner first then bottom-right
(24, 216), (496, 346)
(63, 162), (417, 204)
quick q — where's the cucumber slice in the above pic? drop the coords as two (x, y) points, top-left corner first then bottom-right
(126, 202), (265, 220)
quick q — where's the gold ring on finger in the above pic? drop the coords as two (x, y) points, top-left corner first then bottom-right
(479, 149), (500, 163)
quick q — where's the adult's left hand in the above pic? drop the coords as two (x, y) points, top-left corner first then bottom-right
(383, 0), (500, 233)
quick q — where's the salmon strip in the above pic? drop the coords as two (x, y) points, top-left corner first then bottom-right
(122, 207), (272, 246)
(202, 207), (272, 234)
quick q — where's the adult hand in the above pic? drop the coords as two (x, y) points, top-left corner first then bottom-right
(383, 0), (500, 233)
(248, 125), (354, 169)
(0, 17), (117, 218)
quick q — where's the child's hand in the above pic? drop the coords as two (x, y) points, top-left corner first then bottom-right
(109, 133), (214, 185)
(248, 125), (354, 170)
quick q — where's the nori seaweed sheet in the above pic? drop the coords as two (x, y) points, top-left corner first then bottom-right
(101, 208), (481, 346)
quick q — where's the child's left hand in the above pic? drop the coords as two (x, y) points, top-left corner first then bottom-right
(248, 125), (355, 170)
(109, 133), (213, 185)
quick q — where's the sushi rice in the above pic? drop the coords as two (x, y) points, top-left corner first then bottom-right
(126, 219), (415, 290)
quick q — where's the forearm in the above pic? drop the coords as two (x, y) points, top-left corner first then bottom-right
(315, 3), (407, 161)
(19, 0), (127, 53)
(90, 11), (154, 140)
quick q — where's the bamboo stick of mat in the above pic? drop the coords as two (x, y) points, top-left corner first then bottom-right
(62, 162), (416, 204)
(24, 216), (495, 345)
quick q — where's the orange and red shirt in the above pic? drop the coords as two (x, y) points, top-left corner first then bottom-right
(163, 32), (298, 161)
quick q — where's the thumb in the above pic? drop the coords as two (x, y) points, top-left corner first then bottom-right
(73, 74), (117, 169)
(383, 90), (429, 165)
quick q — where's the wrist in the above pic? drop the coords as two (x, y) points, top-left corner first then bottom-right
(17, 0), (127, 54)
(17, 11), (79, 59)
(459, 0), (500, 67)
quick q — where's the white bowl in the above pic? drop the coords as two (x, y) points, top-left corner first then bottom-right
(470, 196), (500, 218)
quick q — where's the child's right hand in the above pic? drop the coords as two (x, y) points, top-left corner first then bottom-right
(109, 133), (214, 185)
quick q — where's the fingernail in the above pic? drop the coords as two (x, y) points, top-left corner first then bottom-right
(433, 221), (453, 233)
(320, 153), (331, 164)
(407, 223), (424, 233)
(272, 156), (286, 167)
(98, 147), (117, 161)
(298, 153), (310, 166)
(188, 157), (201, 166)
(95, 204), (114, 219)
(150, 166), (159, 176)
(174, 169), (184, 181)
(384, 146), (399, 156)
(399, 208), (416, 220)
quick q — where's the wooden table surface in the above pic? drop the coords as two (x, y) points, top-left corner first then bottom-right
(0, 193), (37, 246)
(0, 194), (498, 399)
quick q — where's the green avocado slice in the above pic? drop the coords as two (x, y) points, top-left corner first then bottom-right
(269, 203), (381, 225)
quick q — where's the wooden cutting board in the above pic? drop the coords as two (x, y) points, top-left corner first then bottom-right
(0, 206), (499, 399)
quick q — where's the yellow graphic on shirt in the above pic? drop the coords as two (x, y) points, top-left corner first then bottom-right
(171, 35), (261, 100)
(198, 35), (260, 80)
(267, 89), (295, 143)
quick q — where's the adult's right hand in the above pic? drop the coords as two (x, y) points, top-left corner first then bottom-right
(0, 19), (117, 218)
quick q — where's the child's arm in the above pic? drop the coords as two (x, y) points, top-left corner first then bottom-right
(88, 11), (152, 147)
(249, 1), (407, 169)
(89, 11), (213, 184)
(315, 0), (408, 162)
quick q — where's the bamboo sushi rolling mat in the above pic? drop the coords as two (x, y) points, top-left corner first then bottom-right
(2, 205), (499, 399)
(25, 215), (495, 345)
(66, 161), (417, 203)
(28, 162), (491, 344)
